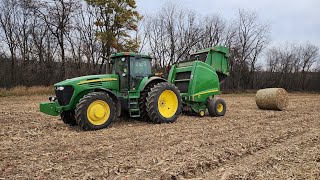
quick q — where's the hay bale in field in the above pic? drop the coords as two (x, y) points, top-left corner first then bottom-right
(255, 88), (288, 111)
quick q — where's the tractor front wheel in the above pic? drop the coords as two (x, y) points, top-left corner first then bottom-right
(60, 111), (77, 126)
(207, 98), (227, 117)
(75, 92), (116, 131)
(146, 82), (182, 123)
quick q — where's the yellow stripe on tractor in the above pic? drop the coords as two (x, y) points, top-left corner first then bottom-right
(192, 89), (218, 97)
(78, 78), (117, 85)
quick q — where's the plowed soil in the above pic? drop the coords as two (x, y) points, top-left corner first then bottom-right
(1, 94), (320, 179)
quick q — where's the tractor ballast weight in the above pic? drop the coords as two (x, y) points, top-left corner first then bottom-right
(40, 46), (230, 131)
(168, 46), (230, 115)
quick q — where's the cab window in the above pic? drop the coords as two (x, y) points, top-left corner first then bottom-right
(129, 58), (152, 77)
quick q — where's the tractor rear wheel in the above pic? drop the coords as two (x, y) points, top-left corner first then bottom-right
(207, 98), (227, 117)
(139, 82), (156, 122)
(75, 92), (116, 131)
(146, 82), (182, 123)
(60, 111), (77, 126)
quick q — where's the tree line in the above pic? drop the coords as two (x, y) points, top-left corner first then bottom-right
(0, 0), (319, 91)
(0, 0), (140, 87)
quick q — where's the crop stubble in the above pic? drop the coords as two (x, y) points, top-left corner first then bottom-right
(0, 94), (319, 179)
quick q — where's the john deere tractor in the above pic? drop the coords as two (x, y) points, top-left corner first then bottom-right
(40, 46), (230, 131)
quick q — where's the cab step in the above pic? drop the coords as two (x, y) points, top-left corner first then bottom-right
(129, 108), (140, 118)
(128, 96), (140, 118)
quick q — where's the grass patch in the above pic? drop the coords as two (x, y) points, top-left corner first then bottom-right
(0, 86), (54, 97)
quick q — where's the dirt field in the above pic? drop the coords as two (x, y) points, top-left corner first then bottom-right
(1, 94), (320, 179)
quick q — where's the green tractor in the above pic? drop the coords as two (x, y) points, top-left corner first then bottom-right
(40, 46), (230, 131)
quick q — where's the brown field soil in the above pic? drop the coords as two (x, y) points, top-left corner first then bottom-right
(0, 94), (320, 179)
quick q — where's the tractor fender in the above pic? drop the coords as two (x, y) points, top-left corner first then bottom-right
(141, 77), (167, 91)
(94, 88), (121, 117)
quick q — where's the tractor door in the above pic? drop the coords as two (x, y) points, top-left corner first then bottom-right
(112, 57), (129, 92)
(129, 57), (153, 90)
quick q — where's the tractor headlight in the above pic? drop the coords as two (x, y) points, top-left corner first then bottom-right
(56, 86), (64, 91)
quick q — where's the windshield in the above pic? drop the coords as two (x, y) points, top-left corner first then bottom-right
(189, 52), (208, 62)
(130, 58), (152, 77)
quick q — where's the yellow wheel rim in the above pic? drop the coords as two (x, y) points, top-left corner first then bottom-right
(199, 110), (205, 117)
(87, 100), (110, 126)
(217, 103), (224, 113)
(158, 90), (178, 118)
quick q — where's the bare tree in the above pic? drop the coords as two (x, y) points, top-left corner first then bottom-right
(233, 10), (270, 89)
(75, 4), (102, 74)
(143, 16), (163, 69)
(0, 0), (319, 92)
(14, 0), (38, 86)
(143, 3), (202, 72)
(0, 0), (19, 87)
(196, 15), (226, 49)
(135, 19), (148, 53)
(36, 0), (79, 80)
(265, 42), (319, 90)
(300, 43), (319, 89)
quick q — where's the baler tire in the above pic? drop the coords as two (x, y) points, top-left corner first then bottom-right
(139, 83), (156, 122)
(208, 98), (227, 117)
(146, 82), (182, 124)
(60, 111), (77, 126)
(75, 92), (116, 131)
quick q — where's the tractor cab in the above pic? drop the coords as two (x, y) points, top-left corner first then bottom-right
(110, 52), (153, 92)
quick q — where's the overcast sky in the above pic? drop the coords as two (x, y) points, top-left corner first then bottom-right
(136, 0), (320, 48)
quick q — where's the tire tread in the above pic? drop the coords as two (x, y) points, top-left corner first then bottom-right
(75, 92), (116, 131)
(146, 82), (182, 124)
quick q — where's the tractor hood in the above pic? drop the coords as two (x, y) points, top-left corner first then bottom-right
(54, 74), (118, 87)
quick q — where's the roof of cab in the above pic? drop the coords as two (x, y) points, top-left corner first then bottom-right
(110, 52), (152, 59)
(190, 46), (229, 57)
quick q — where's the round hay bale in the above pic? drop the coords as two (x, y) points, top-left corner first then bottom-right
(255, 88), (288, 111)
